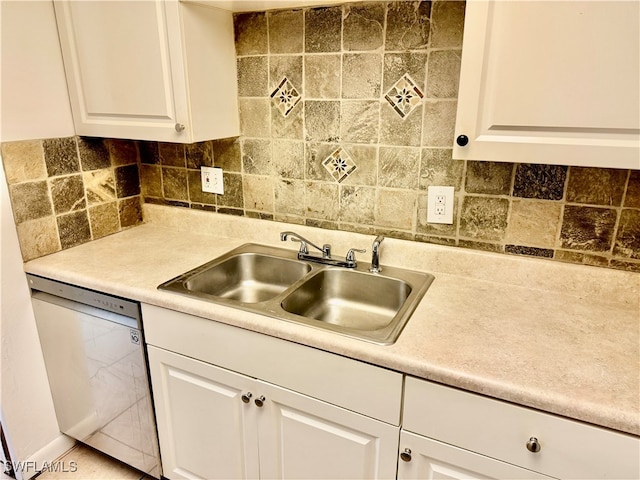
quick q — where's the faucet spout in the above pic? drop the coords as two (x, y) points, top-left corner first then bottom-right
(370, 235), (384, 273)
(280, 231), (330, 257)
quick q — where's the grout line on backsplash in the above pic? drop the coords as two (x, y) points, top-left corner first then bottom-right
(621, 169), (632, 206)
(608, 173), (631, 257)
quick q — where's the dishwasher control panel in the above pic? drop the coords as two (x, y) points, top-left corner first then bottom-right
(27, 274), (140, 320)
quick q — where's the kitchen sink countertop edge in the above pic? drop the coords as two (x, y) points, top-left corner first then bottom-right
(23, 204), (640, 437)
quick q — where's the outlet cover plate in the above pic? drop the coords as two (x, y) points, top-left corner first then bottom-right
(201, 166), (224, 195)
(427, 186), (454, 224)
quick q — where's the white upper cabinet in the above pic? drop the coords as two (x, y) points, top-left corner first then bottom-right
(0, 1), (75, 142)
(453, 1), (640, 169)
(54, 0), (239, 143)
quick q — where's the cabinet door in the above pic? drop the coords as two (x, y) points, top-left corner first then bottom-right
(54, 0), (188, 141)
(454, 1), (639, 169)
(398, 431), (551, 480)
(147, 346), (260, 480)
(256, 380), (399, 479)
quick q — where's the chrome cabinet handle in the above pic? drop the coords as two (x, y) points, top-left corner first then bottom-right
(526, 437), (541, 453)
(400, 448), (412, 462)
(241, 392), (252, 404)
(254, 395), (266, 407)
(175, 123), (186, 132)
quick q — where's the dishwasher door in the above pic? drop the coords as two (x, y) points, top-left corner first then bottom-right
(30, 281), (161, 478)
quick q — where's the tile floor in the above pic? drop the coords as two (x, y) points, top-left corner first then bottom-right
(36, 444), (152, 480)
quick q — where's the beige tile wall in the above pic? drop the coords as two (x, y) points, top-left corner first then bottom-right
(138, 0), (640, 272)
(1, 138), (142, 261)
(2, 0), (639, 272)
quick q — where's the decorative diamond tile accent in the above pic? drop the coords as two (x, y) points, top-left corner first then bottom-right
(270, 77), (301, 117)
(322, 147), (357, 183)
(384, 73), (424, 119)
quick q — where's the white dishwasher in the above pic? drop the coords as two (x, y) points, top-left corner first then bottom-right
(27, 274), (161, 478)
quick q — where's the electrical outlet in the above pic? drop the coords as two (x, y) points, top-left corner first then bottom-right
(435, 195), (446, 216)
(201, 166), (224, 195)
(427, 186), (454, 224)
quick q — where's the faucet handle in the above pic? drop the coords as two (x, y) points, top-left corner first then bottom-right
(345, 248), (366, 266)
(290, 238), (309, 255)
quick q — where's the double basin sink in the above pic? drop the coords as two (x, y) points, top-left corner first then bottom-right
(158, 243), (434, 345)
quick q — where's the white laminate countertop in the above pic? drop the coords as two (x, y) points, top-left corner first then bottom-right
(24, 205), (640, 436)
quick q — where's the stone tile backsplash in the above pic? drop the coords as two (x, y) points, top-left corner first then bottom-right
(2, 138), (142, 261)
(1, 0), (639, 272)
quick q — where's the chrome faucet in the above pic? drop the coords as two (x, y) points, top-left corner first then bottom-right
(280, 231), (331, 258)
(280, 231), (364, 268)
(369, 235), (384, 273)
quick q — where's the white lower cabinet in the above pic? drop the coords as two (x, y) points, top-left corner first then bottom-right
(256, 380), (398, 479)
(143, 304), (639, 480)
(143, 304), (402, 480)
(402, 377), (640, 480)
(148, 346), (259, 479)
(397, 430), (551, 480)
(148, 346), (398, 479)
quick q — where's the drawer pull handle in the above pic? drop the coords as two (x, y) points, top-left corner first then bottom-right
(400, 448), (412, 462)
(526, 437), (541, 453)
(241, 392), (252, 404)
(255, 395), (266, 407)
(175, 123), (186, 132)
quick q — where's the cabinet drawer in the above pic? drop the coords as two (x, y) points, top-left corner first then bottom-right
(142, 304), (402, 425)
(404, 377), (639, 479)
(398, 431), (552, 479)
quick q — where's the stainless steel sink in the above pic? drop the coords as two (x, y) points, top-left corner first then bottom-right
(183, 252), (311, 303)
(159, 243), (434, 345)
(159, 244), (311, 303)
(281, 269), (412, 330)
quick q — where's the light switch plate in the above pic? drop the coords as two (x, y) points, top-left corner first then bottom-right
(427, 186), (454, 224)
(201, 166), (224, 195)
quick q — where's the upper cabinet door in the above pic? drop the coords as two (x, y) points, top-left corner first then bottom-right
(54, 0), (239, 143)
(453, 1), (640, 169)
